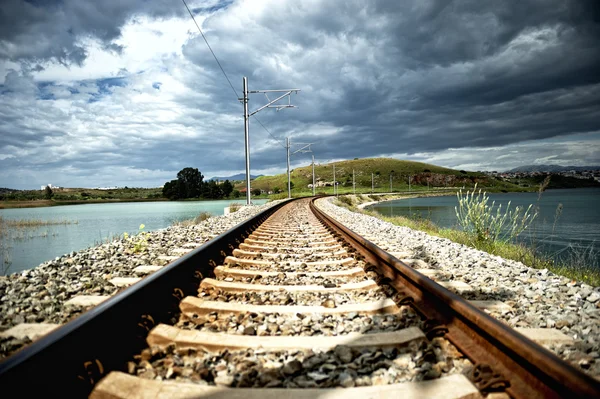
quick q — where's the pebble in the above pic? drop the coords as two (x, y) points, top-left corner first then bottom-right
(318, 196), (600, 378)
(0, 200), (285, 359)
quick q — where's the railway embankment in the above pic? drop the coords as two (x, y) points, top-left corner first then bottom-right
(316, 197), (600, 379)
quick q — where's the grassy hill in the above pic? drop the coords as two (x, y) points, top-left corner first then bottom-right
(241, 157), (525, 196)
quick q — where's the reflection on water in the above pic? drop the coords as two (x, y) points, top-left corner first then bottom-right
(0, 199), (267, 275)
(370, 188), (600, 266)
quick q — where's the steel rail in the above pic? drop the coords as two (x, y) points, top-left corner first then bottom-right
(0, 198), (294, 397)
(309, 197), (600, 399)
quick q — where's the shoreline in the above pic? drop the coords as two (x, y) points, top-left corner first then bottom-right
(0, 197), (274, 209)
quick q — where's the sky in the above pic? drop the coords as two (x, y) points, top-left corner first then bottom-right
(1, 0), (599, 189)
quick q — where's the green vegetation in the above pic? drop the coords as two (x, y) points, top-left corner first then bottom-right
(244, 157), (526, 199)
(123, 224), (149, 253)
(162, 167), (235, 201)
(0, 186), (164, 208)
(171, 212), (213, 227)
(455, 185), (537, 243)
(0, 217), (77, 228)
(229, 202), (241, 213)
(336, 194), (600, 286)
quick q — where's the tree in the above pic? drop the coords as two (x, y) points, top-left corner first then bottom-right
(252, 188), (262, 196)
(162, 179), (184, 200)
(44, 185), (53, 199)
(221, 180), (234, 198)
(202, 180), (223, 199)
(232, 190), (241, 198)
(177, 167), (203, 198)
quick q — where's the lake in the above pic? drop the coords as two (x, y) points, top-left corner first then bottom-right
(0, 199), (268, 275)
(369, 188), (600, 266)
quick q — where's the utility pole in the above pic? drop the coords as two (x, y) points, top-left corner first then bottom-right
(285, 139), (313, 199)
(242, 77), (250, 204)
(409, 175), (411, 192)
(333, 164), (336, 196)
(286, 137), (291, 199)
(312, 155), (315, 196)
(371, 173), (374, 194)
(352, 169), (355, 195)
(240, 77), (300, 205)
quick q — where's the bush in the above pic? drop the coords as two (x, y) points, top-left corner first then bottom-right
(455, 184), (537, 243)
(229, 203), (241, 213)
(338, 196), (354, 206)
(251, 188), (262, 196)
(194, 212), (212, 223)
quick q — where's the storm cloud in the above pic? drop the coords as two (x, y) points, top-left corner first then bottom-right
(1, 0), (599, 189)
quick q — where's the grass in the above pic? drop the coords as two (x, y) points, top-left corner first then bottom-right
(0, 216), (76, 275)
(336, 195), (600, 286)
(0, 217), (78, 228)
(171, 211), (213, 227)
(229, 203), (241, 213)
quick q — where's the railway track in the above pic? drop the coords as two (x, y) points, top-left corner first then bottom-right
(0, 197), (598, 398)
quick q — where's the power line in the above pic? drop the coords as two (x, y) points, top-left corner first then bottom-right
(181, 0), (286, 149)
(181, 0), (238, 99)
(253, 116), (285, 148)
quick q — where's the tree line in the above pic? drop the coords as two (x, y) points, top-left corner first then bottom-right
(162, 167), (238, 200)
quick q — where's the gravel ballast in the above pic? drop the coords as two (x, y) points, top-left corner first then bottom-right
(0, 201), (284, 358)
(316, 197), (600, 378)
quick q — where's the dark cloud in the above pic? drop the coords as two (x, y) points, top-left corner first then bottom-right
(0, 0), (599, 188)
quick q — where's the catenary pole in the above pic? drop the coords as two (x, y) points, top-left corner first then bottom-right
(333, 164), (336, 196)
(286, 137), (291, 199)
(353, 169), (355, 195)
(243, 77), (251, 205)
(312, 155), (315, 196)
(240, 77), (300, 205)
(371, 173), (374, 193)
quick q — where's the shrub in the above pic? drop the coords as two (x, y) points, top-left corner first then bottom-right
(338, 196), (354, 206)
(229, 203), (241, 213)
(194, 212), (212, 223)
(455, 184), (537, 243)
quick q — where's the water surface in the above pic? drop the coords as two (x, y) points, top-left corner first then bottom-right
(0, 199), (267, 275)
(369, 188), (600, 264)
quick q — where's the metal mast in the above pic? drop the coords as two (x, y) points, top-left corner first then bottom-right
(240, 77), (300, 205)
(285, 140), (312, 198)
(286, 137), (291, 198)
(371, 173), (374, 193)
(242, 78), (250, 204)
(333, 164), (336, 196)
(312, 155), (315, 196)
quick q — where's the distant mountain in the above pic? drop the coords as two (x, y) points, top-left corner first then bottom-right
(207, 173), (263, 182)
(508, 165), (600, 173)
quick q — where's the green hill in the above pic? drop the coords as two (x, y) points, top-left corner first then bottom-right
(241, 157), (525, 196)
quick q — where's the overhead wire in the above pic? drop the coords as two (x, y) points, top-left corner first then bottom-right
(181, 0), (286, 149)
